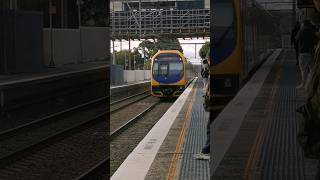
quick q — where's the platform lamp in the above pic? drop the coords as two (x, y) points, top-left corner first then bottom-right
(48, 0), (56, 68)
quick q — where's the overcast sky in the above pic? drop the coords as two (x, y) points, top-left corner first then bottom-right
(111, 38), (210, 65)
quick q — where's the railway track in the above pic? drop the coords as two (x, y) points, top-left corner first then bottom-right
(110, 90), (151, 113)
(76, 157), (109, 180)
(0, 97), (108, 179)
(111, 101), (159, 140)
(73, 91), (155, 179)
(110, 99), (174, 175)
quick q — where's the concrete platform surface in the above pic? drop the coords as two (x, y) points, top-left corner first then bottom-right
(211, 49), (319, 180)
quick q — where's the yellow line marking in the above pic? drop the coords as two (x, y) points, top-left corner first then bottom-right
(166, 84), (198, 180)
(242, 53), (285, 180)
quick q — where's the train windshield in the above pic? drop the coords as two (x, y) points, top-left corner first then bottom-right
(152, 53), (184, 83)
(212, 0), (236, 65)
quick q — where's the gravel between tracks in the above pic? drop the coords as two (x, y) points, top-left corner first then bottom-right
(110, 93), (151, 113)
(0, 103), (106, 159)
(110, 96), (159, 132)
(0, 118), (108, 180)
(110, 101), (174, 176)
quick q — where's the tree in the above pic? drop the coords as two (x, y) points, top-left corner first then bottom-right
(81, 0), (107, 26)
(199, 42), (210, 59)
(138, 36), (183, 69)
(138, 40), (157, 61)
(155, 35), (183, 52)
(144, 60), (151, 70)
(132, 48), (144, 70)
(113, 48), (145, 70)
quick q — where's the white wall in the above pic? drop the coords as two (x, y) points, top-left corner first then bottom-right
(81, 27), (108, 61)
(43, 29), (80, 65)
(123, 70), (151, 83)
(43, 27), (108, 66)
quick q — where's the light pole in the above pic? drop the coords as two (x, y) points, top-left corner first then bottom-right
(77, 0), (83, 64)
(292, 0), (296, 26)
(48, 0), (55, 68)
(133, 54), (140, 70)
(133, 55), (136, 70)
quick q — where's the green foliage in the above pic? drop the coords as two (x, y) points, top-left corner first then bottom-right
(138, 40), (157, 60)
(199, 42), (210, 59)
(155, 36), (183, 52)
(112, 48), (145, 70)
(138, 36), (183, 58)
(144, 60), (151, 70)
(81, 0), (107, 26)
(113, 36), (183, 70)
(138, 36), (183, 70)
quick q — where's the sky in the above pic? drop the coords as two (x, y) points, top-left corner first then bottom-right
(110, 38), (210, 65)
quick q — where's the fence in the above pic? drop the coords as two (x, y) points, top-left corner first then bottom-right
(111, 64), (151, 85)
(123, 70), (150, 83)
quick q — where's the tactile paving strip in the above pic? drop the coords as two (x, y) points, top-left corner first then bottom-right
(256, 52), (307, 180)
(212, 50), (318, 179)
(179, 80), (210, 180)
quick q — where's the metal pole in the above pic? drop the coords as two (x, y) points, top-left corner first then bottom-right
(128, 38), (131, 70)
(49, 0), (55, 67)
(133, 55), (136, 70)
(112, 40), (116, 64)
(292, 0), (296, 26)
(143, 51), (146, 70)
(139, 0), (142, 39)
(124, 50), (127, 70)
(9, 0), (17, 10)
(77, 0), (83, 64)
(120, 40), (122, 51)
(195, 44), (197, 59)
(61, 0), (64, 28)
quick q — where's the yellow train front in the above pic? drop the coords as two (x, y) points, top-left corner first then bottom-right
(151, 50), (192, 98)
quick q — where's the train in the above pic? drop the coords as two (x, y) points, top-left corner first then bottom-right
(210, 0), (281, 106)
(151, 50), (194, 97)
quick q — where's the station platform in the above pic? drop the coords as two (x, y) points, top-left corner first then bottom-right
(0, 61), (107, 88)
(110, 80), (150, 102)
(111, 80), (150, 89)
(0, 61), (107, 131)
(111, 49), (319, 180)
(212, 49), (319, 179)
(111, 77), (210, 180)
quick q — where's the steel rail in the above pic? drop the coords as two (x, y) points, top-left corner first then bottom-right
(75, 157), (109, 180)
(110, 101), (159, 140)
(110, 93), (151, 114)
(0, 112), (106, 167)
(0, 96), (107, 139)
(110, 90), (150, 106)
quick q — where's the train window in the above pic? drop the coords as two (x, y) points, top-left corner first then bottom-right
(159, 64), (169, 76)
(169, 62), (183, 76)
(153, 53), (184, 80)
(212, 0), (236, 65)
